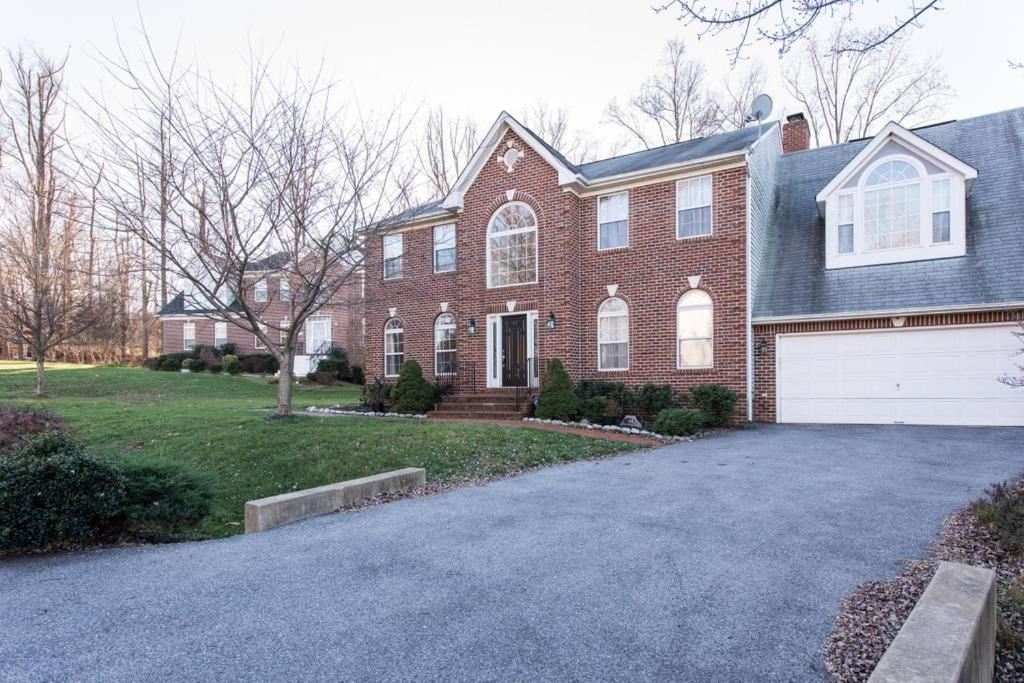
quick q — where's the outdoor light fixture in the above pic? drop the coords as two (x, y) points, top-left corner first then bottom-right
(756, 339), (769, 355)
(467, 318), (477, 336)
(546, 312), (556, 330)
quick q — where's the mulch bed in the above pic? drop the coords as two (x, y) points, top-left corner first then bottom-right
(823, 480), (1024, 681)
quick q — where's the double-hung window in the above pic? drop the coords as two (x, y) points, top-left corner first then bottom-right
(597, 298), (629, 371)
(433, 224), (456, 273)
(598, 192), (629, 250)
(254, 323), (268, 349)
(383, 234), (403, 280)
(384, 318), (404, 376)
(677, 290), (713, 368)
(214, 322), (228, 348)
(838, 194), (855, 254)
(434, 314), (457, 375)
(278, 278), (290, 302)
(254, 279), (268, 303)
(932, 178), (951, 243)
(183, 322), (196, 351)
(676, 175), (712, 238)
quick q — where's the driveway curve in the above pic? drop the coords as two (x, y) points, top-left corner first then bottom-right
(2, 424), (1022, 682)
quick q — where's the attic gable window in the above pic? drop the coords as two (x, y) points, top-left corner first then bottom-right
(819, 123), (976, 270)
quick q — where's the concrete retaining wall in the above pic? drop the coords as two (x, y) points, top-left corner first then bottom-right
(869, 561), (996, 683)
(244, 467), (426, 533)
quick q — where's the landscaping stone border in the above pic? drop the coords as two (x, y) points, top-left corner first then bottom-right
(522, 416), (715, 442)
(868, 561), (996, 683)
(305, 406), (427, 419)
(244, 467), (427, 533)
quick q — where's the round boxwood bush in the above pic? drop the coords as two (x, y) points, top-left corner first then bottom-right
(181, 358), (196, 371)
(389, 360), (435, 413)
(0, 432), (126, 552)
(222, 354), (243, 375)
(535, 359), (580, 420)
(653, 408), (707, 436)
(117, 458), (213, 541)
(159, 357), (182, 372)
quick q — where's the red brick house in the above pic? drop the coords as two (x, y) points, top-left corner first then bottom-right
(157, 255), (364, 375)
(365, 108), (1024, 426)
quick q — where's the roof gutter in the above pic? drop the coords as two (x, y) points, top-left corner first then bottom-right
(752, 300), (1024, 325)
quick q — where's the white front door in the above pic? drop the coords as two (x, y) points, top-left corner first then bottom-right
(776, 324), (1024, 426)
(305, 315), (332, 355)
(486, 311), (539, 388)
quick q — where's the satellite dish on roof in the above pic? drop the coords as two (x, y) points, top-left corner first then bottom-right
(748, 93), (774, 124)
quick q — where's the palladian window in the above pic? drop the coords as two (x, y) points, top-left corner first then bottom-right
(863, 159), (921, 251)
(487, 202), (537, 288)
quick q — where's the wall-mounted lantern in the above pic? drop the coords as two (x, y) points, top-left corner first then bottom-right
(467, 318), (477, 336)
(546, 312), (557, 330)
(756, 339), (769, 355)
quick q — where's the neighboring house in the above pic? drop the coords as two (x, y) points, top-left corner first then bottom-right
(157, 255), (364, 375)
(361, 107), (1024, 427)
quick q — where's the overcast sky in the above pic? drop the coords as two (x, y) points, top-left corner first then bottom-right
(4, 0), (1023, 154)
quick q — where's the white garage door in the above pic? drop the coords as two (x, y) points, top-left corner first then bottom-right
(777, 324), (1024, 426)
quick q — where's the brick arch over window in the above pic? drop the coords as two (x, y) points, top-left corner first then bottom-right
(484, 190), (545, 221)
(676, 289), (714, 369)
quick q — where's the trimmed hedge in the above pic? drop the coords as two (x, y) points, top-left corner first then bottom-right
(536, 359), (580, 420)
(654, 408), (707, 436)
(689, 384), (737, 428)
(633, 383), (675, 419)
(580, 396), (609, 423)
(0, 433), (126, 552)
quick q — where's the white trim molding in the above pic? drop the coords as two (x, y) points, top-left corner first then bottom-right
(752, 300), (1024, 325)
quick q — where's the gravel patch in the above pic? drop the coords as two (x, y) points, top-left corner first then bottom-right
(824, 479), (1024, 681)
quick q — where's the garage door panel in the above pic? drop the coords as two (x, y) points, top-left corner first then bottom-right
(777, 324), (1024, 426)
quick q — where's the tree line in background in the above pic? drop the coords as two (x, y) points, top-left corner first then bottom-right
(0, 18), (954, 407)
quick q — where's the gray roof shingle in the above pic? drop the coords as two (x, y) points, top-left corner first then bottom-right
(754, 108), (1024, 318)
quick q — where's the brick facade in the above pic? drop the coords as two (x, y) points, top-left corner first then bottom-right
(752, 309), (1024, 422)
(160, 276), (363, 363)
(364, 128), (751, 412)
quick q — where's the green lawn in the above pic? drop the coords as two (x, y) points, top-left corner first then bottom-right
(0, 361), (638, 539)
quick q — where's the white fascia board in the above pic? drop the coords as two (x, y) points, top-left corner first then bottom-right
(441, 112), (582, 210)
(574, 151), (747, 196)
(816, 121), (979, 205)
(752, 300), (1024, 325)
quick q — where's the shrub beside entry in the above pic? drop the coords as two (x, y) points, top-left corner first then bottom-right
(536, 359), (580, 420)
(654, 408), (706, 436)
(389, 360), (435, 413)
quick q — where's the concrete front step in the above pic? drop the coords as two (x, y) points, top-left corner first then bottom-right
(428, 409), (527, 420)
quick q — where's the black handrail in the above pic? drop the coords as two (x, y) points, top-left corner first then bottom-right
(514, 356), (539, 411)
(436, 360), (476, 395)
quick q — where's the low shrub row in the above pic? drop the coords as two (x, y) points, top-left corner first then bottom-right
(148, 351), (278, 375)
(310, 347), (364, 385)
(534, 359), (737, 432)
(358, 361), (440, 414)
(0, 410), (213, 553)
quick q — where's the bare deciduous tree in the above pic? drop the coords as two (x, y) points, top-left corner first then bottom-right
(1000, 324), (1024, 388)
(88, 35), (413, 417)
(605, 40), (724, 149)
(0, 51), (103, 395)
(718, 63), (768, 130)
(782, 29), (951, 146)
(657, 0), (942, 62)
(416, 107), (478, 199)
(521, 102), (611, 164)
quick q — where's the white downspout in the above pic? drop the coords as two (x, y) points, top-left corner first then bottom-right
(745, 152), (755, 423)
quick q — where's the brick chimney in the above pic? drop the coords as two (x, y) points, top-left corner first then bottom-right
(782, 113), (810, 153)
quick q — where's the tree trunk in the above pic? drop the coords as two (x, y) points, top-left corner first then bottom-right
(35, 355), (45, 396)
(276, 352), (293, 417)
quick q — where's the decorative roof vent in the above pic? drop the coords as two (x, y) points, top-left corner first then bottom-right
(496, 140), (523, 174)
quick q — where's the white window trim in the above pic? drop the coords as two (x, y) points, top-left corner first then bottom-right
(434, 313), (457, 375)
(254, 279), (268, 303)
(214, 321), (228, 348)
(182, 322), (196, 351)
(384, 318), (404, 378)
(278, 277), (290, 302)
(305, 315), (332, 355)
(675, 175), (713, 240)
(597, 191), (629, 251)
(597, 298), (629, 371)
(254, 323), (268, 350)
(279, 319), (290, 346)
(485, 310), (539, 388)
(824, 152), (967, 269)
(383, 234), (403, 280)
(486, 202), (539, 289)
(676, 290), (714, 370)
(433, 224), (457, 274)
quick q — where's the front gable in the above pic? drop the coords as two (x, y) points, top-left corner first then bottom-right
(441, 112), (583, 210)
(816, 121), (979, 270)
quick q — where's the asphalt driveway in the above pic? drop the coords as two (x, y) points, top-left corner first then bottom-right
(2, 424), (1022, 682)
